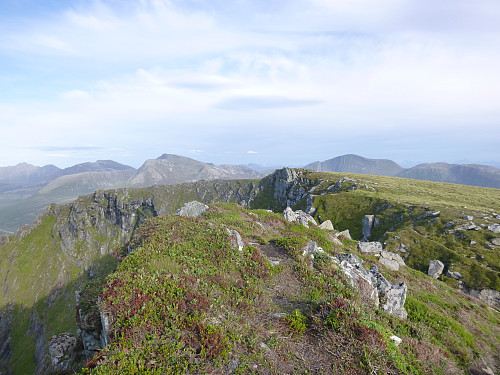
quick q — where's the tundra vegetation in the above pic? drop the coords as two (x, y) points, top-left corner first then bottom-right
(0, 169), (499, 374)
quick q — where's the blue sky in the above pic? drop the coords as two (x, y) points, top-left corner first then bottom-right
(1, 0), (499, 168)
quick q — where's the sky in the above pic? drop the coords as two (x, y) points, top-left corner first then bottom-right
(1, 0), (499, 169)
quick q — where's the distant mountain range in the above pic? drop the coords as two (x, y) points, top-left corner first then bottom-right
(0, 153), (499, 234)
(0, 154), (264, 233)
(304, 154), (500, 189)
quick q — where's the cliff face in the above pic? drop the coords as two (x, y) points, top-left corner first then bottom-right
(0, 179), (260, 374)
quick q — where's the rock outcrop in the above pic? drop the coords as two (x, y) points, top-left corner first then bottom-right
(176, 201), (209, 218)
(318, 220), (334, 230)
(362, 215), (379, 239)
(333, 254), (407, 318)
(283, 207), (317, 228)
(357, 241), (383, 253)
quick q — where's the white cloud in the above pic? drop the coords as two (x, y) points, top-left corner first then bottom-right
(0, 0), (499, 166)
(247, 151), (258, 154)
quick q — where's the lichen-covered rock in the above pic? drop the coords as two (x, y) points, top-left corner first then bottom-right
(283, 207), (317, 228)
(176, 201), (209, 218)
(336, 229), (351, 240)
(379, 283), (408, 320)
(48, 333), (77, 372)
(357, 241), (383, 253)
(333, 253), (379, 307)
(379, 251), (405, 271)
(318, 220), (334, 230)
(428, 260), (445, 279)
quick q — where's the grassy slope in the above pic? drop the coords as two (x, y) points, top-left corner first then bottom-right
(81, 203), (499, 374)
(285, 170), (500, 292)
(0, 179), (259, 374)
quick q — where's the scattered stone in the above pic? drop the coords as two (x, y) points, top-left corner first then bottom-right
(357, 241), (383, 253)
(270, 312), (287, 319)
(390, 335), (402, 346)
(379, 251), (405, 271)
(226, 228), (244, 251)
(428, 260), (445, 279)
(446, 270), (462, 280)
(456, 223), (478, 231)
(462, 215), (474, 221)
(487, 223), (500, 233)
(416, 211), (440, 220)
(302, 240), (324, 258)
(283, 207), (317, 228)
(444, 221), (455, 229)
(393, 236), (400, 240)
(337, 229), (351, 240)
(485, 244), (493, 250)
(318, 220), (334, 230)
(396, 243), (409, 253)
(470, 241), (477, 246)
(490, 238), (500, 246)
(175, 201), (209, 218)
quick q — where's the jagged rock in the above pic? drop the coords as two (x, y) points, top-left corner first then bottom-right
(462, 215), (474, 221)
(98, 296), (113, 348)
(302, 240), (324, 258)
(490, 238), (500, 246)
(379, 283), (408, 320)
(357, 241), (383, 253)
(336, 229), (351, 240)
(283, 207), (317, 228)
(176, 201), (209, 218)
(368, 265), (391, 294)
(48, 333), (77, 372)
(446, 270), (462, 280)
(487, 223), (500, 233)
(333, 253), (379, 307)
(318, 220), (334, 230)
(368, 265), (407, 319)
(428, 260), (445, 279)
(362, 215), (379, 238)
(272, 168), (313, 207)
(379, 251), (405, 271)
(305, 194), (316, 215)
(226, 228), (244, 251)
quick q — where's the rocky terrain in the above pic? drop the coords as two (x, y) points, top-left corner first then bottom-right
(0, 168), (499, 374)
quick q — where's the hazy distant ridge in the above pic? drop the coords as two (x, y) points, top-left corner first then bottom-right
(304, 154), (405, 176)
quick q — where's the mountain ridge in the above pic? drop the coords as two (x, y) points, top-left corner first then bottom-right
(0, 168), (498, 374)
